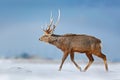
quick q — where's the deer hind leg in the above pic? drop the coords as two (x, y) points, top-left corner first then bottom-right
(70, 52), (82, 71)
(95, 52), (108, 71)
(84, 53), (94, 72)
(59, 52), (69, 71)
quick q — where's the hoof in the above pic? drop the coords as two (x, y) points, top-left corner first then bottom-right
(58, 69), (61, 71)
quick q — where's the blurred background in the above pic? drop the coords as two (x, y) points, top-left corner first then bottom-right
(0, 0), (120, 62)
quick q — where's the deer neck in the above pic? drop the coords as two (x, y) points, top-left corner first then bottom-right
(49, 35), (66, 51)
(48, 36), (58, 44)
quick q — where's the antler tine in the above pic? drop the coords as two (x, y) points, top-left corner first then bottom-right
(46, 11), (54, 33)
(50, 11), (53, 22)
(48, 11), (54, 28)
(54, 9), (60, 27)
(40, 24), (46, 32)
(51, 9), (60, 34)
(51, 25), (56, 34)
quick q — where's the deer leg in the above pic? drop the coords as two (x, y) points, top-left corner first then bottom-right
(70, 52), (82, 71)
(95, 52), (108, 71)
(59, 52), (69, 71)
(84, 53), (94, 72)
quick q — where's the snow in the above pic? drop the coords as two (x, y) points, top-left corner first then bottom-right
(0, 59), (120, 80)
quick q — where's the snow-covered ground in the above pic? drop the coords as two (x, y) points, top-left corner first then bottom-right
(0, 59), (120, 80)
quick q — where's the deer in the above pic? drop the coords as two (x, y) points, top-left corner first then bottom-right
(39, 10), (108, 72)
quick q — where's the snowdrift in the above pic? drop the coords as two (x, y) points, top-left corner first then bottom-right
(0, 59), (119, 80)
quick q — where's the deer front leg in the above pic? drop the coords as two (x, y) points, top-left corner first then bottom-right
(59, 52), (69, 71)
(84, 53), (94, 72)
(70, 52), (82, 71)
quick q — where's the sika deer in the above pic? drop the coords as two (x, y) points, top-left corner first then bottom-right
(39, 10), (108, 71)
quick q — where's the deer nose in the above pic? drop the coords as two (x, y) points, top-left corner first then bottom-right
(39, 38), (42, 41)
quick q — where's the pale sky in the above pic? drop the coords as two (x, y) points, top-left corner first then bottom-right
(0, 0), (120, 61)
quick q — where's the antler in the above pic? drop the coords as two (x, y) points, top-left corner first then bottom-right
(54, 9), (60, 27)
(48, 11), (54, 27)
(43, 9), (60, 35)
(46, 11), (53, 32)
(51, 9), (60, 34)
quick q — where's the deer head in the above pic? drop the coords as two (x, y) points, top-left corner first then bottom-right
(39, 10), (60, 42)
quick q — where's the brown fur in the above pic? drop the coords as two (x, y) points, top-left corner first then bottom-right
(40, 33), (108, 71)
